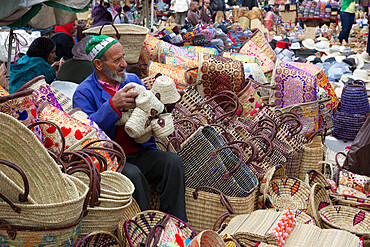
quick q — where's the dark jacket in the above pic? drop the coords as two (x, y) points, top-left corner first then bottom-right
(241, 0), (258, 9)
(209, 0), (225, 13)
(56, 59), (95, 84)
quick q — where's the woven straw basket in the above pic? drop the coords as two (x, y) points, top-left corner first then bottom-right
(298, 135), (324, 181)
(0, 175), (86, 246)
(83, 24), (149, 64)
(310, 183), (370, 239)
(0, 113), (79, 204)
(122, 210), (197, 247)
(266, 177), (311, 213)
(117, 199), (141, 243)
(74, 231), (122, 247)
(185, 186), (257, 233)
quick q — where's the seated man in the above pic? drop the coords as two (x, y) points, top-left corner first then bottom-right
(73, 35), (187, 222)
(187, 1), (201, 26)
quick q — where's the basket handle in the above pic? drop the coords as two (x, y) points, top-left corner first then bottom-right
(227, 140), (258, 166)
(334, 152), (347, 187)
(98, 23), (121, 40)
(248, 77), (277, 90)
(193, 186), (235, 214)
(63, 150), (101, 209)
(343, 80), (367, 94)
(27, 121), (66, 164)
(186, 112), (211, 124)
(209, 145), (245, 179)
(82, 139), (126, 173)
(247, 135), (273, 162)
(213, 212), (232, 232)
(145, 215), (171, 247)
(0, 159), (30, 213)
(280, 117), (303, 137)
(124, 219), (149, 246)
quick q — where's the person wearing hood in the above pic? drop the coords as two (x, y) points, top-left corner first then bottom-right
(91, 3), (113, 28)
(50, 21), (76, 61)
(10, 37), (57, 93)
(56, 36), (95, 84)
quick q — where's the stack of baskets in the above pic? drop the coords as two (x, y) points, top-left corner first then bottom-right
(0, 112), (88, 246)
(333, 81), (370, 141)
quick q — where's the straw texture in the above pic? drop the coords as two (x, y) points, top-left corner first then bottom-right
(340, 81), (370, 115)
(125, 108), (151, 138)
(50, 85), (73, 112)
(0, 174), (88, 227)
(299, 136), (324, 180)
(333, 111), (366, 141)
(123, 210), (197, 247)
(83, 24), (149, 64)
(283, 223), (361, 247)
(75, 231), (121, 247)
(185, 187), (257, 233)
(0, 112), (78, 204)
(117, 199), (141, 243)
(267, 177), (311, 212)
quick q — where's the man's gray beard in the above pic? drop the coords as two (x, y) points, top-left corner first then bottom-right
(103, 63), (127, 83)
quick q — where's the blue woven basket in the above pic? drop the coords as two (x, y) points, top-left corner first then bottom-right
(340, 81), (370, 115)
(333, 111), (366, 141)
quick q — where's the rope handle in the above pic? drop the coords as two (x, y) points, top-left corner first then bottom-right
(82, 139), (126, 173)
(98, 22), (121, 40)
(62, 150), (101, 209)
(193, 186), (235, 214)
(0, 159), (30, 213)
(247, 135), (273, 162)
(16, 75), (45, 92)
(343, 80), (367, 94)
(145, 215), (171, 247)
(209, 145), (245, 179)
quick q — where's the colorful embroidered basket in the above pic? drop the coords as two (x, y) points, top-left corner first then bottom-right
(123, 210), (197, 247)
(74, 231), (121, 247)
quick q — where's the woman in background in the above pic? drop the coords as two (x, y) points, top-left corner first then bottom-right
(50, 22), (76, 61)
(10, 37), (57, 93)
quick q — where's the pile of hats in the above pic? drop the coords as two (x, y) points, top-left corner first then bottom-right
(123, 76), (179, 143)
(333, 81), (370, 140)
(274, 41), (295, 62)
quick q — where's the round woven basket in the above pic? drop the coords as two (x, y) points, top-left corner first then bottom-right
(75, 231), (122, 247)
(311, 184), (370, 238)
(82, 24), (149, 64)
(117, 199), (142, 243)
(134, 130), (153, 143)
(299, 135), (324, 181)
(125, 108), (151, 138)
(136, 91), (164, 114)
(123, 210), (197, 247)
(333, 111), (366, 141)
(267, 176), (311, 212)
(79, 199), (133, 236)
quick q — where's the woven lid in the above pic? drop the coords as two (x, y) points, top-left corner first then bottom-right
(150, 76), (181, 105)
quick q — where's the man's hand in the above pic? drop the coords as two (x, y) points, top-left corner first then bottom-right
(111, 84), (139, 111)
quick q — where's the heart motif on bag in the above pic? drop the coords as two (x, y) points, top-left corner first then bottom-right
(74, 129), (84, 140)
(61, 127), (72, 137)
(31, 108), (37, 118)
(46, 125), (57, 134)
(44, 137), (54, 148)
